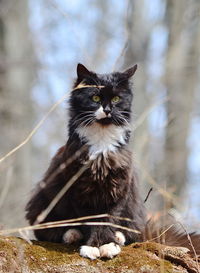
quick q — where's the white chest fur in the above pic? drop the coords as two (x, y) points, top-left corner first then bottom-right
(76, 123), (129, 160)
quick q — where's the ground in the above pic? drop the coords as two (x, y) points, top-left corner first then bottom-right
(0, 235), (199, 273)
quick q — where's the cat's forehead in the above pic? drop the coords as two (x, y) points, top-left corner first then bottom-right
(96, 72), (123, 86)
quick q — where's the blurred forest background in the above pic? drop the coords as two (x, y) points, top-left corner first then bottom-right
(0, 0), (200, 230)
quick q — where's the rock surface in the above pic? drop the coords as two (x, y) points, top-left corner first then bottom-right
(0, 235), (199, 273)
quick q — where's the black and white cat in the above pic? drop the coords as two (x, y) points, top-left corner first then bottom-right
(26, 63), (146, 259)
(26, 64), (200, 260)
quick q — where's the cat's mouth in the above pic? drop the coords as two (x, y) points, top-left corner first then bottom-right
(96, 117), (113, 125)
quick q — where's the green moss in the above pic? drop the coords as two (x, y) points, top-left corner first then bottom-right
(0, 236), (188, 273)
(24, 241), (80, 271)
(87, 243), (174, 272)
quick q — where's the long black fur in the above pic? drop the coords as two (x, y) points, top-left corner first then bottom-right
(26, 63), (145, 247)
(26, 64), (200, 255)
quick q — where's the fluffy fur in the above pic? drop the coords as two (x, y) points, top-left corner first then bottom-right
(26, 63), (145, 259)
(76, 123), (129, 159)
(26, 63), (200, 259)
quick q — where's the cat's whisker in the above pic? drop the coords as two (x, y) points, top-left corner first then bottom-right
(119, 111), (131, 115)
(75, 110), (94, 117)
(72, 114), (95, 127)
(114, 114), (129, 126)
(78, 116), (95, 128)
(81, 120), (95, 129)
(74, 111), (95, 120)
(119, 117), (129, 126)
(112, 116), (121, 126)
(73, 115), (94, 125)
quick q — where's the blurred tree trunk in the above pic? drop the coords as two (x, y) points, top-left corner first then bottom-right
(90, 0), (110, 69)
(163, 0), (200, 208)
(0, 0), (35, 227)
(122, 0), (151, 199)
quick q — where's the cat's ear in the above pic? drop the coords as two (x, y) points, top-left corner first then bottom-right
(77, 63), (93, 80)
(123, 64), (138, 79)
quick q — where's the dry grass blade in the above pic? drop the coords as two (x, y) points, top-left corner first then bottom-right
(0, 167), (13, 208)
(18, 229), (32, 245)
(38, 145), (88, 192)
(38, 214), (135, 228)
(144, 187), (153, 203)
(58, 221), (140, 234)
(133, 96), (169, 132)
(0, 221), (141, 236)
(137, 160), (179, 207)
(0, 92), (69, 164)
(0, 213), (139, 236)
(33, 221), (141, 234)
(36, 163), (91, 224)
(177, 222), (200, 273)
(148, 224), (175, 243)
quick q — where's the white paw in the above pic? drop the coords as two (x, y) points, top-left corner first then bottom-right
(99, 242), (121, 258)
(80, 245), (100, 260)
(115, 231), (126, 245)
(63, 229), (83, 244)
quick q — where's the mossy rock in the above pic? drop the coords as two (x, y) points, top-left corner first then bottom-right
(0, 235), (198, 272)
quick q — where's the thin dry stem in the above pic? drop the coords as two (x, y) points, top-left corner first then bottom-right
(137, 161), (179, 207)
(35, 163), (90, 224)
(133, 97), (169, 132)
(0, 214), (140, 236)
(177, 221), (200, 273)
(0, 92), (69, 164)
(148, 224), (175, 243)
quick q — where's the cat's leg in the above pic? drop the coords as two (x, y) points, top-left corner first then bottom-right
(34, 226), (68, 243)
(97, 203), (127, 258)
(34, 225), (83, 244)
(79, 227), (101, 260)
(114, 231), (126, 245)
(80, 224), (121, 259)
(98, 228), (123, 258)
(79, 197), (139, 259)
(63, 228), (83, 244)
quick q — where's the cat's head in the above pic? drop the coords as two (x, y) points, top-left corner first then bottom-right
(69, 63), (137, 130)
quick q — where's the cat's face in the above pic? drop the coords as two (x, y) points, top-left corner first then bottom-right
(69, 64), (137, 129)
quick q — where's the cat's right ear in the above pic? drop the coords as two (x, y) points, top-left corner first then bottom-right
(77, 63), (93, 80)
(123, 64), (138, 79)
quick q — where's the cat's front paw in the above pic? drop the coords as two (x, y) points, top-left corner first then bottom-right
(63, 229), (83, 244)
(115, 231), (126, 245)
(80, 245), (100, 260)
(99, 242), (121, 258)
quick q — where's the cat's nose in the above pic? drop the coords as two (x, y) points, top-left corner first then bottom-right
(103, 108), (111, 116)
(103, 105), (111, 116)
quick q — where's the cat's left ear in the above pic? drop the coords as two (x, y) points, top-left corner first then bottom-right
(77, 63), (94, 80)
(123, 64), (138, 79)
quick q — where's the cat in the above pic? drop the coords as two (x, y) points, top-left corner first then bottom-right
(26, 64), (200, 260)
(26, 63), (146, 259)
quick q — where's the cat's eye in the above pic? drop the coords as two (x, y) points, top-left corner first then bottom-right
(92, 95), (101, 102)
(111, 96), (120, 103)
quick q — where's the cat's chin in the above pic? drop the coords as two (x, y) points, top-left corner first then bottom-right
(96, 118), (113, 126)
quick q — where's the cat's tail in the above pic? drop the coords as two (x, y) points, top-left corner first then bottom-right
(142, 218), (200, 256)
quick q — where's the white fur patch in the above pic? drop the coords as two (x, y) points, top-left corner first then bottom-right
(99, 242), (121, 258)
(115, 231), (126, 245)
(80, 245), (100, 260)
(76, 123), (129, 159)
(95, 106), (107, 120)
(63, 229), (83, 244)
